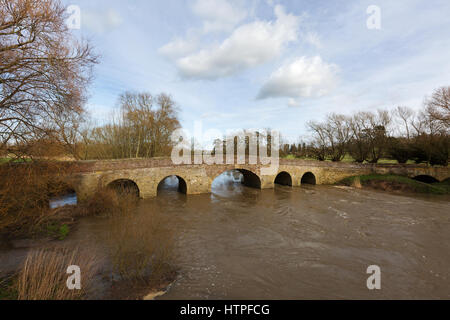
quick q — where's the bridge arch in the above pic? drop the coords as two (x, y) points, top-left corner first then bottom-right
(211, 168), (261, 189)
(48, 180), (78, 209)
(107, 179), (140, 198)
(274, 171), (292, 186)
(157, 175), (187, 194)
(48, 180), (77, 197)
(412, 175), (439, 184)
(236, 169), (261, 188)
(301, 172), (316, 185)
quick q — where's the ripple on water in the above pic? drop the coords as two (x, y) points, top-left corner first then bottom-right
(58, 178), (450, 300)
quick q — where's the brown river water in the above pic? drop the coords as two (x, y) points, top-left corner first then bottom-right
(2, 171), (450, 299)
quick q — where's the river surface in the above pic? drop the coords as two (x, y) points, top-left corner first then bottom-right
(5, 171), (449, 299)
(65, 171), (450, 299)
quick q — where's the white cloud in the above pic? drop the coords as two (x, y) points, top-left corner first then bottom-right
(83, 9), (123, 34)
(257, 56), (338, 104)
(170, 5), (300, 80)
(192, 0), (247, 33)
(159, 37), (199, 59)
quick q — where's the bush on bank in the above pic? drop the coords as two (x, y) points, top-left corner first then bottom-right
(0, 162), (80, 238)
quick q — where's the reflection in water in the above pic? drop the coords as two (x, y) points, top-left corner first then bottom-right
(158, 175), (180, 192)
(49, 193), (77, 209)
(211, 170), (244, 197)
(158, 175), (188, 194)
(70, 178), (450, 299)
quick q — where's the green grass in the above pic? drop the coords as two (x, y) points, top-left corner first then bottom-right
(45, 223), (70, 240)
(340, 154), (355, 163)
(377, 159), (416, 164)
(0, 158), (32, 164)
(431, 180), (450, 193)
(339, 174), (450, 194)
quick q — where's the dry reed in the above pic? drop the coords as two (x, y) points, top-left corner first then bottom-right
(16, 247), (98, 300)
(106, 207), (175, 283)
(76, 187), (138, 218)
(0, 162), (77, 237)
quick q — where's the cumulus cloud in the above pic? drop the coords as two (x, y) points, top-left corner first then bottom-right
(257, 56), (338, 103)
(192, 0), (247, 33)
(166, 5), (300, 80)
(83, 9), (123, 34)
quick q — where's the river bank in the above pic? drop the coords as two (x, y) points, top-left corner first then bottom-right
(0, 188), (178, 300)
(0, 229), (178, 300)
(339, 174), (450, 195)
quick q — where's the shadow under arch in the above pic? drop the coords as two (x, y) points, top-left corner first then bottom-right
(274, 171), (292, 186)
(211, 169), (261, 190)
(236, 169), (261, 189)
(47, 180), (76, 198)
(107, 179), (140, 198)
(301, 172), (316, 185)
(157, 175), (187, 195)
(412, 175), (439, 184)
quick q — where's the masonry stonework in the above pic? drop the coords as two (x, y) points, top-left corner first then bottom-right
(67, 158), (450, 201)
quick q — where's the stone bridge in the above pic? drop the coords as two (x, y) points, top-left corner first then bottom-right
(66, 158), (450, 201)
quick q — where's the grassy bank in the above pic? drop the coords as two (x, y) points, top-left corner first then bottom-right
(339, 174), (450, 194)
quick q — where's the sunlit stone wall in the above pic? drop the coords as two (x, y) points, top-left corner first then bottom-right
(67, 158), (450, 201)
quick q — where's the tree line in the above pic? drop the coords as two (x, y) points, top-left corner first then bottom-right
(1, 0), (448, 166)
(280, 86), (449, 166)
(78, 92), (180, 160)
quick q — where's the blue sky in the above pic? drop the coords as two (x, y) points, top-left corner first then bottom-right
(65, 0), (450, 142)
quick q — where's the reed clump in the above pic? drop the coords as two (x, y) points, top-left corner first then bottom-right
(106, 207), (175, 285)
(76, 187), (139, 218)
(15, 247), (98, 300)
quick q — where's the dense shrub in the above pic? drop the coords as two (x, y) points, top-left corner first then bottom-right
(387, 138), (411, 164)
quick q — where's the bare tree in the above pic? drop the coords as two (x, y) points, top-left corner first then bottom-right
(80, 92), (180, 160)
(394, 106), (414, 139)
(410, 109), (448, 165)
(424, 86), (450, 130)
(367, 110), (391, 163)
(348, 112), (371, 163)
(325, 113), (352, 161)
(0, 0), (98, 158)
(306, 121), (328, 161)
(153, 93), (181, 157)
